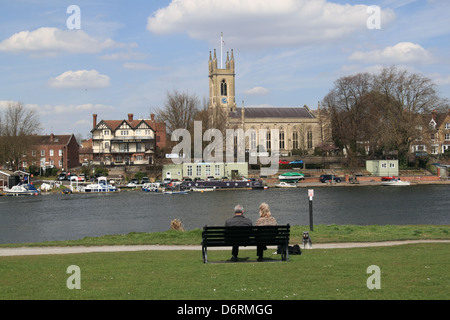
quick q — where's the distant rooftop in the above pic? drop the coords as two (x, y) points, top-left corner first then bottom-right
(229, 106), (315, 119)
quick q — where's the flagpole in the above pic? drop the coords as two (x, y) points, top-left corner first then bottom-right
(220, 32), (223, 69)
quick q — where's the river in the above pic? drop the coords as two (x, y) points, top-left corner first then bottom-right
(0, 185), (449, 244)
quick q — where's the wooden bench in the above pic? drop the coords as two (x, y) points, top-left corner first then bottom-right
(201, 224), (290, 263)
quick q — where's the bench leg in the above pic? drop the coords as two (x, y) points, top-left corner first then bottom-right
(202, 246), (208, 263)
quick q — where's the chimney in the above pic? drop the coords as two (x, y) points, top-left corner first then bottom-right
(128, 113), (134, 122)
(150, 113), (155, 121)
(93, 114), (97, 129)
(50, 133), (54, 142)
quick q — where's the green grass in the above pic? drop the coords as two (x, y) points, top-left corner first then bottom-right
(0, 243), (448, 300)
(1, 224), (449, 248)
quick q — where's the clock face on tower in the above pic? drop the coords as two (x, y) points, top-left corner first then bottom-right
(221, 97), (227, 104)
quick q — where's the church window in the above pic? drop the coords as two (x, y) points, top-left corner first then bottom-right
(220, 79), (227, 96)
(292, 131), (299, 149)
(266, 130), (271, 150)
(307, 131), (313, 149)
(250, 130), (257, 150)
(279, 130), (285, 149)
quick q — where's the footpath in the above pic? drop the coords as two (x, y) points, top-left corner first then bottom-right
(0, 240), (449, 257)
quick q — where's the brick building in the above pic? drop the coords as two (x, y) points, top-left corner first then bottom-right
(22, 134), (80, 171)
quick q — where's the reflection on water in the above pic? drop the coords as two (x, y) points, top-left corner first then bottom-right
(0, 185), (449, 243)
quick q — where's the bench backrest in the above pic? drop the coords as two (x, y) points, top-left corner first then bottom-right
(202, 225), (290, 247)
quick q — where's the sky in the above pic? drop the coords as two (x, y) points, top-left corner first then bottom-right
(1, 0), (449, 138)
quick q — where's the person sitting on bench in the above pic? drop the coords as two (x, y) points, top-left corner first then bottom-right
(225, 204), (252, 262)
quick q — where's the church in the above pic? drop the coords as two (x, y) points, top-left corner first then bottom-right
(207, 48), (332, 156)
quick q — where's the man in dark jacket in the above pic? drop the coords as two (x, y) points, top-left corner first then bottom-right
(225, 204), (252, 262)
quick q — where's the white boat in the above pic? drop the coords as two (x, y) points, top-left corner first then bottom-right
(2, 184), (40, 196)
(381, 178), (410, 186)
(81, 177), (118, 192)
(275, 182), (297, 188)
(163, 190), (189, 194)
(191, 187), (215, 192)
(142, 183), (160, 192)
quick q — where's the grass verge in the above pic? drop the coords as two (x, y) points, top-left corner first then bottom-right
(0, 243), (448, 300)
(0, 224), (449, 248)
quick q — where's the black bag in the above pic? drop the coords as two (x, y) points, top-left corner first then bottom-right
(288, 244), (301, 255)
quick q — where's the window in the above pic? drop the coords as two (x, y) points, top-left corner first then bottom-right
(250, 130), (257, 150)
(145, 130), (152, 136)
(136, 143), (142, 152)
(279, 130), (285, 149)
(215, 164), (220, 176)
(381, 163), (387, 168)
(266, 130), (271, 150)
(220, 79), (227, 96)
(445, 123), (450, 129)
(136, 155), (143, 161)
(307, 131), (313, 149)
(292, 131), (298, 149)
(50, 150), (54, 156)
(136, 130), (141, 136)
(41, 150), (45, 156)
(121, 130), (129, 136)
(32, 150), (36, 156)
(104, 130), (110, 136)
(187, 165), (193, 176)
(389, 162), (395, 168)
(205, 165), (211, 176)
(105, 142), (110, 149)
(59, 149), (63, 156)
(196, 165), (202, 176)
(59, 160), (63, 167)
(446, 133), (450, 141)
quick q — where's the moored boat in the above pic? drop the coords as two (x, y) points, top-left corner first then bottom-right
(381, 178), (410, 186)
(275, 182), (297, 188)
(81, 177), (118, 192)
(278, 172), (304, 182)
(2, 184), (40, 196)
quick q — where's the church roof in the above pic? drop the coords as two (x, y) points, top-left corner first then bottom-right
(229, 107), (315, 119)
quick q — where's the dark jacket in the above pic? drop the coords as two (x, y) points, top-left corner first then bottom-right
(225, 214), (252, 227)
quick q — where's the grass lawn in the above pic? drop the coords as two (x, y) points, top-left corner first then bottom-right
(1, 224), (449, 247)
(1, 243), (448, 300)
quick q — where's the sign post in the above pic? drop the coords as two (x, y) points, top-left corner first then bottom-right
(308, 189), (314, 231)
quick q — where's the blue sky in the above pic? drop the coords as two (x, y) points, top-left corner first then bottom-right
(1, 0), (449, 138)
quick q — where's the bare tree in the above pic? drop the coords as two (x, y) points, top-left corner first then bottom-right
(323, 67), (443, 165)
(0, 102), (41, 170)
(155, 90), (200, 134)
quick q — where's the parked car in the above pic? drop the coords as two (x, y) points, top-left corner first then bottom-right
(141, 177), (150, 184)
(319, 174), (341, 183)
(279, 160), (290, 165)
(57, 173), (67, 181)
(289, 159), (303, 165)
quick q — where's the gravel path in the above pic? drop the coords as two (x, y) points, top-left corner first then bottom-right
(1, 240), (448, 257)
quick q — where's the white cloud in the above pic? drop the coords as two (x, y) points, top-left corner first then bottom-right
(48, 70), (110, 89)
(0, 27), (125, 55)
(245, 86), (270, 95)
(349, 42), (435, 64)
(147, 0), (395, 48)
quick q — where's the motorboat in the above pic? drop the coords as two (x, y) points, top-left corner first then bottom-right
(275, 182), (297, 188)
(2, 184), (40, 196)
(191, 187), (215, 192)
(381, 178), (410, 186)
(163, 189), (189, 194)
(278, 172), (304, 182)
(81, 177), (118, 192)
(142, 183), (160, 192)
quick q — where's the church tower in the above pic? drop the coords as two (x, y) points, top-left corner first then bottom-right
(208, 48), (237, 126)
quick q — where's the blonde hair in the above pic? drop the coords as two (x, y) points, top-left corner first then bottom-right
(259, 203), (271, 218)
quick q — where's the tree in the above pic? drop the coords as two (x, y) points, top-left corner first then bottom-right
(0, 102), (41, 170)
(323, 67), (443, 165)
(155, 90), (200, 134)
